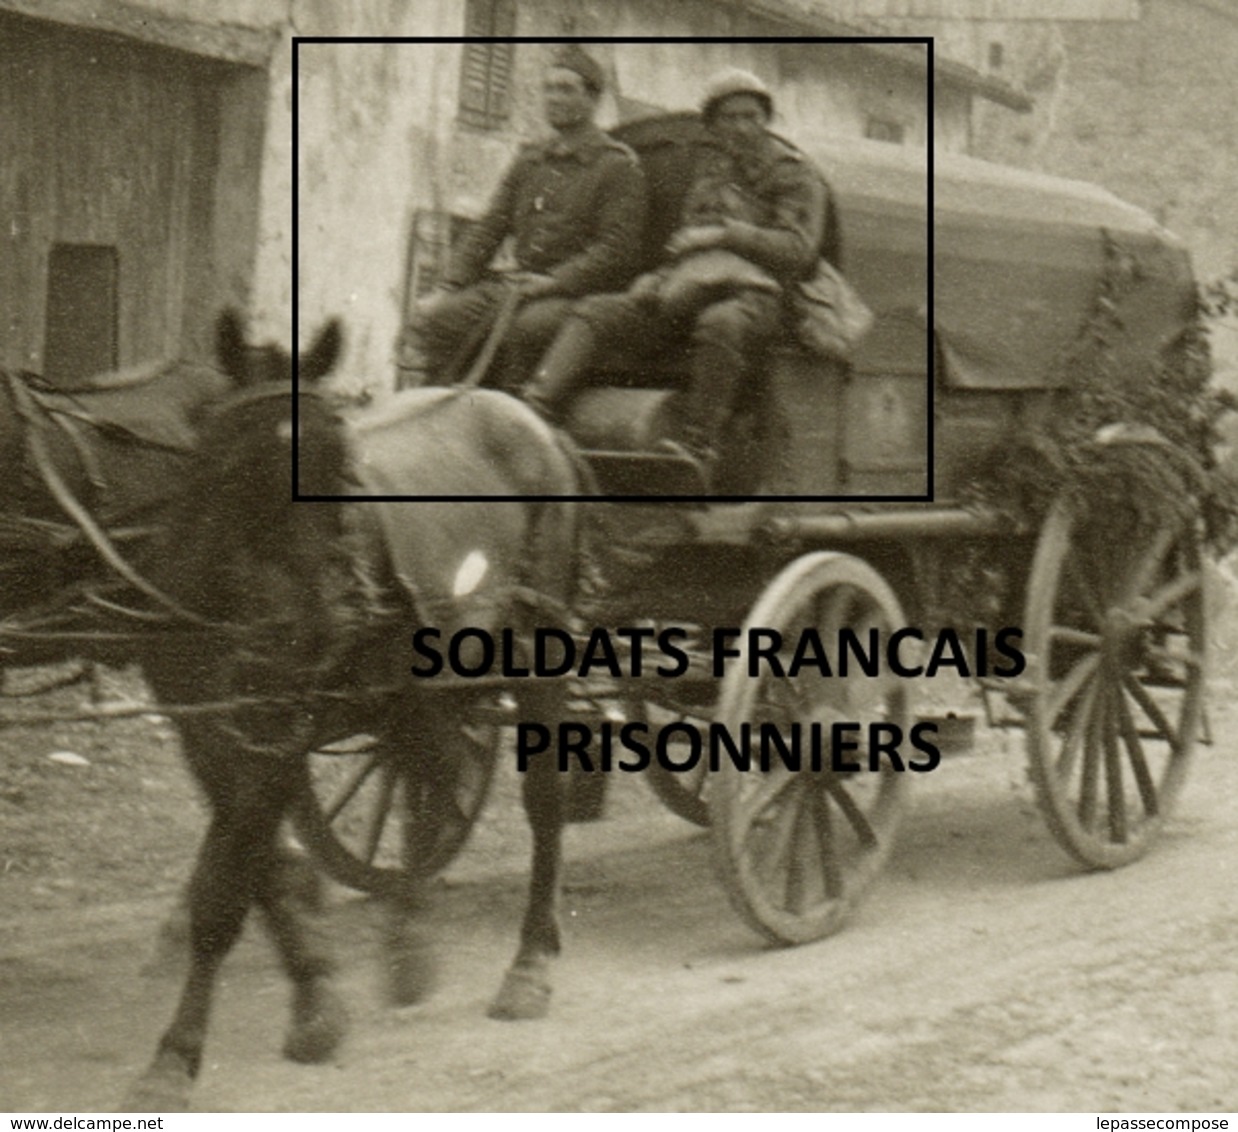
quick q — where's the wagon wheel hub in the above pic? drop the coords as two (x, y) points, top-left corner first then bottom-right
(1101, 600), (1152, 667)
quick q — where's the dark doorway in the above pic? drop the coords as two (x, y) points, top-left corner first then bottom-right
(43, 243), (119, 385)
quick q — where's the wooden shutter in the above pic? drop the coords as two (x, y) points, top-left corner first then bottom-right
(458, 0), (515, 129)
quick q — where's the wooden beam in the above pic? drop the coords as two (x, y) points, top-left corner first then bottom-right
(0, 0), (279, 67)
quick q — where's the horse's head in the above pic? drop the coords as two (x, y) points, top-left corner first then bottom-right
(160, 311), (358, 702)
(195, 309), (349, 505)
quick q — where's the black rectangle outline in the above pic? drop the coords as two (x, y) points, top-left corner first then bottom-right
(292, 35), (935, 505)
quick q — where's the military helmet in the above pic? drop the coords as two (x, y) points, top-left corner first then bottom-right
(700, 67), (774, 120)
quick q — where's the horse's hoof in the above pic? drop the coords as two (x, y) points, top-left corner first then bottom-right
(283, 985), (348, 1064)
(122, 1050), (193, 1112)
(487, 964), (552, 1021)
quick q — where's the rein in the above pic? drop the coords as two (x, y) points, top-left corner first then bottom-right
(459, 284), (521, 388)
(5, 367), (202, 455)
(6, 372), (213, 624)
(4, 372), (321, 635)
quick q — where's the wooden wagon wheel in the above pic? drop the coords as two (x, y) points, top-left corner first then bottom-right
(709, 552), (910, 945)
(1022, 496), (1206, 868)
(291, 707), (500, 895)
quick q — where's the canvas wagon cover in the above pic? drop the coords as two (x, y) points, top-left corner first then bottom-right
(805, 134), (1196, 388)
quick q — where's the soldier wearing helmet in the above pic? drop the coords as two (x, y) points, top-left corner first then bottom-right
(522, 67), (829, 479)
(400, 46), (647, 388)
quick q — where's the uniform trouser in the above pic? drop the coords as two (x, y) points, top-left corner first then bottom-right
(571, 287), (783, 443)
(403, 281), (574, 389)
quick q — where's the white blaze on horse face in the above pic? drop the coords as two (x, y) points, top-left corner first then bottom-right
(452, 550), (489, 597)
(276, 418), (293, 443)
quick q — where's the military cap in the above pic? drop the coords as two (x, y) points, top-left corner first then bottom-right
(549, 45), (606, 95)
(700, 67), (774, 120)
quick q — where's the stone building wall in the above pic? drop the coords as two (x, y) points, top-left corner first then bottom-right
(10, 0), (969, 389)
(829, 0), (1238, 382)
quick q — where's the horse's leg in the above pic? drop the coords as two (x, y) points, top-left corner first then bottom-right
(383, 715), (437, 1007)
(127, 756), (338, 1110)
(124, 810), (257, 1111)
(255, 849), (348, 1064)
(384, 849), (436, 1007)
(145, 830), (321, 981)
(489, 688), (567, 1021)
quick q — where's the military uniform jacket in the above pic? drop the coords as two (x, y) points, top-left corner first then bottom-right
(679, 134), (828, 284)
(445, 125), (647, 297)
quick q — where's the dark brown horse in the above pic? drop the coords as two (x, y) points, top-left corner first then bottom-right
(126, 312), (587, 1110)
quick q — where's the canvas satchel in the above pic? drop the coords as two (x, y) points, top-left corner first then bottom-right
(794, 258), (874, 362)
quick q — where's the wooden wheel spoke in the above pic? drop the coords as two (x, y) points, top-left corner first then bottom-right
(783, 797), (813, 915)
(1120, 528), (1177, 606)
(1062, 544), (1106, 621)
(322, 752), (384, 823)
(1114, 683), (1159, 818)
(810, 787), (844, 899)
(443, 783), (475, 827)
(1049, 625), (1103, 650)
(821, 774), (879, 848)
(1142, 641), (1204, 675)
(359, 760), (398, 865)
(1122, 673), (1181, 751)
(735, 765), (799, 830)
(1078, 682), (1104, 830)
(1046, 651), (1101, 726)
(1055, 679), (1097, 783)
(1101, 685), (1127, 843)
(747, 782), (802, 901)
(772, 675), (816, 717)
(1138, 568), (1202, 623)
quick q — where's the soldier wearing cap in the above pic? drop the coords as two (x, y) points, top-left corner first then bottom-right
(523, 68), (829, 478)
(402, 46), (646, 388)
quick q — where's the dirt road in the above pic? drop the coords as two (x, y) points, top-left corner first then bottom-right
(2, 668), (1237, 1114)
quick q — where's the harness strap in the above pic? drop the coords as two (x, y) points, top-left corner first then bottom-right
(17, 370), (196, 454)
(24, 421), (217, 626)
(7, 372), (218, 628)
(49, 411), (108, 493)
(458, 284), (522, 389)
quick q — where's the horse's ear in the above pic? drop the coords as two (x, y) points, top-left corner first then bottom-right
(300, 320), (343, 385)
(216, 308), (249, 385)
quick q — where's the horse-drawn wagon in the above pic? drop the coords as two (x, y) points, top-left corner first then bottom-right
(292, 114), (1215, 948)
(1, 116), (1222, 1106)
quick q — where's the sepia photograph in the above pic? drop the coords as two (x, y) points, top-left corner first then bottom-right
(2, 0), (1238, 1118)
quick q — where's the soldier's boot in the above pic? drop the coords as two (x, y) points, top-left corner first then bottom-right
(660, 339), (744, 486)
(520, 317), (598, 424)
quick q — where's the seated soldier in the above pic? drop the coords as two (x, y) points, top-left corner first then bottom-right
(520, 68), (828, 476)
(401, 46), (646, 389)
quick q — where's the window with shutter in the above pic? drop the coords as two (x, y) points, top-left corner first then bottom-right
(458, 0), (516, 130)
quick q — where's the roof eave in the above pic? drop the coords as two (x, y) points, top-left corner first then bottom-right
(711, 0), (1034, 113)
